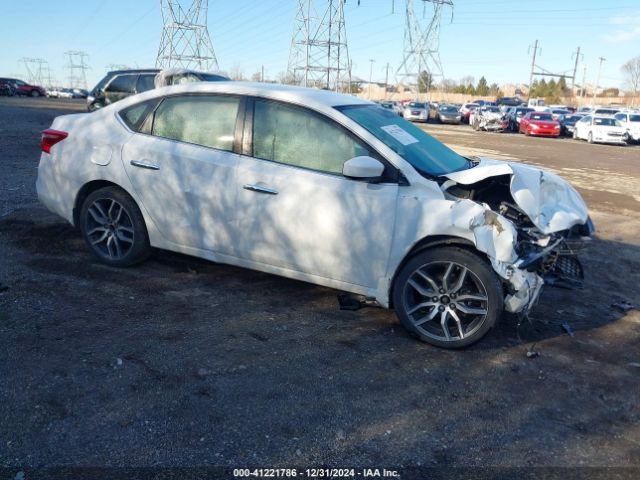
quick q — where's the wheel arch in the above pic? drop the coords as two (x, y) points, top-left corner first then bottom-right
(388, 235), (488, 308)
(73, 180), (135, 227)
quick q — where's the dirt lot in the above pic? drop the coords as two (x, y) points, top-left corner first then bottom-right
(1, 97), (639, 475)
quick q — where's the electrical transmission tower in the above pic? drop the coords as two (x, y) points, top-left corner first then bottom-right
(287, 0), (351, 92)
(65, 51), (90, 90)
(156, 0), (219, 71)
(21, 58), (50, 87)
(396, 0), (453, 95)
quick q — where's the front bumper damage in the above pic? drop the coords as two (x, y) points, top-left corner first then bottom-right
(441, 158), (593, 315)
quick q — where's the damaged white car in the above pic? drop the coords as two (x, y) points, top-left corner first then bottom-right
(470, 105), (507, 132)
(36, 83), (593, 348)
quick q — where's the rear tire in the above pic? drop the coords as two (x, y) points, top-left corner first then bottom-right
(79, 187), (150, 267)
(392, 247), (503, 348)
(30, 89), (39, 97)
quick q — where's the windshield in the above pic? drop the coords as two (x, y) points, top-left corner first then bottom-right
(594, 117), (620, 126)
(408, 102), (426, 109)
(439, 106), (458, 113)
(200, 73), (229, 82)
(530, 113), (553, 121)
(337, 105), (469, 176)
(485, 106), (501, 113)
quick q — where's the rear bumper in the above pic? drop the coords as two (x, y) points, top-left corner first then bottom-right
(36, 153), (75, 224)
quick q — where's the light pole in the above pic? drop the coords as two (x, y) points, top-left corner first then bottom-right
(592, 57), (605, 105)
(368, 59), (375, 99)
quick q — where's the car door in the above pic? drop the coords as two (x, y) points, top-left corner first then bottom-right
(121, 94), (243, 253)
(233, 98), (399, 288)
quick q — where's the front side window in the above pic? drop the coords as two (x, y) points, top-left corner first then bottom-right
(338, 105), (469, 176)
(152, 95), (240, 151)
(106, 75), (137, 93)
(252, 100), (369, 175)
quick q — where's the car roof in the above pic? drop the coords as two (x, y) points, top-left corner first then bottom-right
(119, 81), (372, 109)
(108, 69), (160, 75)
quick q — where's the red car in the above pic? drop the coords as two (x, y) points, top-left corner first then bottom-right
(10, 78), (46, 97)
(519, 111), (561, 137)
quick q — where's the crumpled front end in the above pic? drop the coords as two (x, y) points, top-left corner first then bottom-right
(440, 158), (594, 314)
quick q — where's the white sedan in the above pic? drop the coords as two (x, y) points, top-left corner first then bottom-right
(614, 112), (640, 144)
(573, 115), (627, 144)
(36, 82), (593, 348)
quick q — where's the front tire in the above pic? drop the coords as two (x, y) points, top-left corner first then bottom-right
(79, 187), (150, 267)
(392, 247), (503, 348)
(30, 89), (39, 97)
(587, 132), (593, 144)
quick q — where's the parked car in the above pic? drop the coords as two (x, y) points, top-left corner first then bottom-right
(403, 101), (429, 122)
(87, 69), (160, 111)
(550, 109), (570, 121)
(35, 82), (593, 348)
(435, 105), (462, 124)
(613, 112), (640, 144)
(573, 115), (627, 144)
(593, 107), (620, 116)
(154, 68), (229, 87)
(459, 103), (479, 124)
(505, 107), (534, 132)
(496, 96), (523, 107)
(519, 111), (561, 137)
(559, 114), (584, 136)
(0, 78), (16, 96)
(58, 88), (75, 99)
(470, 105), (506, 132)
(5, 78), (46, 97)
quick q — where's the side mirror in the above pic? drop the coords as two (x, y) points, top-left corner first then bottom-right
(343, 156), (385, 180)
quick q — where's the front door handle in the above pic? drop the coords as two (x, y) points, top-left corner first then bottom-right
(243, 183), (278, 195)
(130, 160), (160, 170)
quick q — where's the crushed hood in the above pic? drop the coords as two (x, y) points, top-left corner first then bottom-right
(442, 158), (588, 234)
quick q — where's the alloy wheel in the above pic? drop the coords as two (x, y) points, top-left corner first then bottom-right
(402, 261), (489, 342)
(84, 198), (135, 261)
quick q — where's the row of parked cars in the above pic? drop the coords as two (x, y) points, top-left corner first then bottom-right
(378, 98), (640, 146)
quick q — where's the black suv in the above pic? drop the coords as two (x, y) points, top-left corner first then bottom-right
(88, 69), (160, 111)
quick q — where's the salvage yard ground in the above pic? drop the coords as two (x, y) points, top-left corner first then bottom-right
(0, 97), (639, 470)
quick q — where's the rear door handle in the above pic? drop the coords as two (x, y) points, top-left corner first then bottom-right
(243, 183), (278, 195)
(130, 160), (160, 170)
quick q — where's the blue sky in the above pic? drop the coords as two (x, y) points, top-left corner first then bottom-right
(1, 0), (639, 90)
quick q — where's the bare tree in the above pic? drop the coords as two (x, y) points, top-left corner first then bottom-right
(621, 56), (640, 105)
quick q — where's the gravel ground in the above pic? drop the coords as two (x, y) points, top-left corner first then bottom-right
(0, 97), (639, 475)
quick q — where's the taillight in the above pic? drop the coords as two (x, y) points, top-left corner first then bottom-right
(41, 129), (68, 153)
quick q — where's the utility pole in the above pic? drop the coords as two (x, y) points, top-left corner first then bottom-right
(368, 59), (375, 99)
(156, 0), (219, 71)
(287, 0), (351, 91)
(571, 46), (582, 93)
(527, 39), (539, 100)
(592, 56), (605, 104)
(397, 0), (452, 97)
(64, 51), (90, 90)
(384, 62), (390, 100)
(261, 65), (265, 82)
(581, 64), (587, 98)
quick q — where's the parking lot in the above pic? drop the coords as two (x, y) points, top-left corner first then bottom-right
(1, 97), (639, 470)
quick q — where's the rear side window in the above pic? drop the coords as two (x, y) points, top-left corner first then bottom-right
(136, 74), (156, 93)
(119, 99), (158, 132)
(151, 95), (240, 151)
(252, 100), (369, 175)
(106, 75), (137, 93)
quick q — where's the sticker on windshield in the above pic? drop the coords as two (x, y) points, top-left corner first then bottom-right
(381, 125), (419, 145)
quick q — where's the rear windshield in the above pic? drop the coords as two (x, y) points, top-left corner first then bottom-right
(530, 113), (553, 121)
(337, 105), (469, 176)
